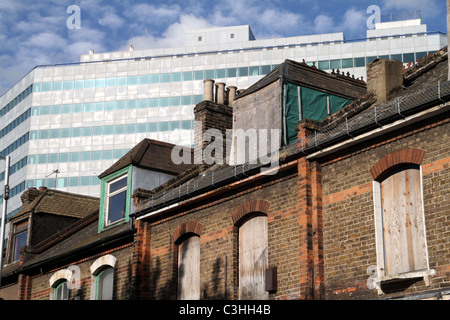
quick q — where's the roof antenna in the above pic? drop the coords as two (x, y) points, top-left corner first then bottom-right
(46, 169), (60, 189)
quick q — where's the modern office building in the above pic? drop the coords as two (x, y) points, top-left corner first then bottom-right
(0, 16), (446, 220)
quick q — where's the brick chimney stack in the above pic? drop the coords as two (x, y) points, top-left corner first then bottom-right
(366, 58), (403, 104)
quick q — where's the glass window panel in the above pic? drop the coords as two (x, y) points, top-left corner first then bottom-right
(63, 81), (74, 90)
(182, 71), (193, 81)
(91, 151), (102, 160)
(95, 79), (106, 88)
(192, 95), (202, 104)
(138, 100), (147, 108)
(116, 100), (126, 110)
(37, 154), (47, 164)
(193, 71), (204, 80)
(48, 154), (59, 163)
(81, 151), (91, 161)
(93, 126), (103, 136)
(39, 130), (49, 139)
(62, 105), (72, 114)
(366, 56), (377, 64)
(57, 178), (67, 188)
(41, 106), (51, 115)
(50, 129), (60, 139)
(416, 51), (428, 60)
(249, 66), (259, 76)
(161, 73), (171, 83)
(378, 55), (389, 59)
(60, 128), (71, 138)
(149, 74), (159, 84)
(95, 102), (104, 112)
(13, 231), (27, 261)
(330, 59), (341, 69)
(114, 125), (125, 134)
(127, 76), (138, 85)
(149, 98), (158, 108)
(171, 73), (182, 82)
(69, 177), (79, 187)
(106, 78), (116, 87)
(33, 83), (42, 92)
(47, 178), (56, 189)
(73, 104), (83, 113)
(403, 53), (415, 63)
(59, 153), (69, 162)
(84, 103), (94, 112)
(102, 150), (113, 160)
(90, 176), (101, 186)
(342, 58), (353, 68)
(159, 97), (170, 107)
(104, 126), (114, 135)
(181, 96), (192, 105)
(70, 152), (80, 162)
(390, 54), (402, 62)
(181, 120), (192, 130)
(117, 77), (127, 86)
(139, 75), (148, 84)
(227, 68), (237, 77)
(171, 96), (181, 106)
(354, 57), (366, 67)
(170, 121), (180, 130)
(53, 82), (63, 91)
(126, 124), (135, 134)
(137, 123), (147, 133)
(159, 122), (169, 131)
(318, 60), (330, 70)
(74, 80), (84, 89)
(107, 190), (126, 224)
(127, 100), (136, 109)
(82, 127), (93, 136)
(71, 127), (82, 137)
(109, 176), (127, 193)
(85, 79), (95, 88)
(32, 107), (40, 116)
(97, 267), (114, 300)
(148, 123), (158, 132)
(80, 176), (90, 186)
(238, 67), (248, 77)
(105, 102), (115, 111)
(216, 69), (226, 78)
(204, 70), (215, 79)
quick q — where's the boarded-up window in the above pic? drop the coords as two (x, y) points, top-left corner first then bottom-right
(178, 235), (200, 300)
(380, 165), (428, 276)
(239, 215), (268, 299)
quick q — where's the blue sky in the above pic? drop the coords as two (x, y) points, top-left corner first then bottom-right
(0, 0), (447, 95)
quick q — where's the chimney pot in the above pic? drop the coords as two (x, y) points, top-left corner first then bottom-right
(215, 82), (226, 104)
(203, 79), (215, 101)
(227, 86), (237, 105)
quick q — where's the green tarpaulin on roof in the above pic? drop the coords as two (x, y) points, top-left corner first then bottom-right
(282, 81), (353, 144)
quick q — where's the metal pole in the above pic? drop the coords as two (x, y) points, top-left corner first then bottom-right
(0, 155), (10, 287)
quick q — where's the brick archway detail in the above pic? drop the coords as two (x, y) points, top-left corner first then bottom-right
(232, 199), (271, 227)
(369, 148), (426, 181)
(172, 221), (204, 244)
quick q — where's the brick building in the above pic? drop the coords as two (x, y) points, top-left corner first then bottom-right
(2, 46), (449, 301)
(131, 48), (450, 300)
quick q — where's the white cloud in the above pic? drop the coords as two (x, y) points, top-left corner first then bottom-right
(382, 0), (440, 19)
(99, 12), (125, 29)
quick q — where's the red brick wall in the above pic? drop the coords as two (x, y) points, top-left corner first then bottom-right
(320, 116), (450, 299)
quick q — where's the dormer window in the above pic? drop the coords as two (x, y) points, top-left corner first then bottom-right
(10, 220), (28, 262)
(99, 166), (132, 232)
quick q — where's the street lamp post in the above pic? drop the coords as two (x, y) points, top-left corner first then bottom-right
(0, 155), (10, 288)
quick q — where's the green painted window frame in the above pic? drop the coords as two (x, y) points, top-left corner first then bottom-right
(95, 267), (114, 300)
(98, 165), (132, 233)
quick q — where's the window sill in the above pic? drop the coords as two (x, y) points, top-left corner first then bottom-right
(373, 269), (436, 295)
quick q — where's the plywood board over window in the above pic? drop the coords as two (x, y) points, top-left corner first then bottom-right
(380, 165), (428, 276)
(239, 215), (269, 300)
(178, 235), (200, 300)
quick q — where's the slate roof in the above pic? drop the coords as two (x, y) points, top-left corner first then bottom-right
(12, 188), (100, 222)
(99, 138), (194, 179)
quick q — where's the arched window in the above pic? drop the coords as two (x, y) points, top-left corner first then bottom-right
(173, 222), (203, 300)
(371, 149), (430, 282)
(53, 279), (69, 300)
(90, 255), (117, 300)
(177, 235), (200, 300)
(238, 215), (268, 300)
